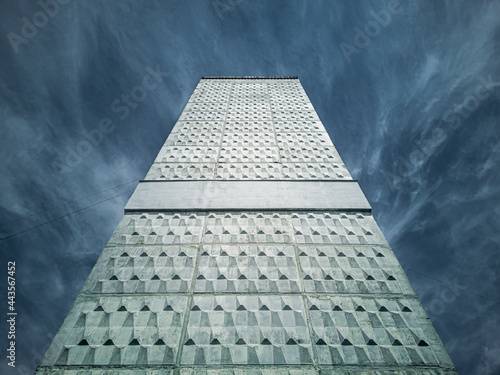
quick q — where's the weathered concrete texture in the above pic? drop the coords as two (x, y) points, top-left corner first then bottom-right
(145, 79), (350, 182)
(36, 77), (457, 374)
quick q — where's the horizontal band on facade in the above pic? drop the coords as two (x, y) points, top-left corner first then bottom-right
(139, 179), (359, 183)
(201, 76), (299, 80)
(124, 208), (372, 213)
(124, 180), (371, 212)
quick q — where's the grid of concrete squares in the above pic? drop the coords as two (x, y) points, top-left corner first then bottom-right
(40, 211), (454, 371)
(145, 80), (351, 180)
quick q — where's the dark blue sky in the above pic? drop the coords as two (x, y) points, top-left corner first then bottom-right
(0, 1), (499, 374)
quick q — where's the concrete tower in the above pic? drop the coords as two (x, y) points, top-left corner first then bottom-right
(37, 76), (457, 374)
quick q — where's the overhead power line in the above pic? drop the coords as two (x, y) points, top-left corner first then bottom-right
(403, 266), (500, 306)
(0, 189), (134, 241)
(0, 179), (139, 227)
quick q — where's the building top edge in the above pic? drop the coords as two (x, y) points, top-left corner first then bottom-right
(201, 76), (298, 80)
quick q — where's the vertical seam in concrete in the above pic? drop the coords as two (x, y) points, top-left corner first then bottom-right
(174, 212), (208, 370)
(267, 79), (282, 171)
(214, 80), (233, 179)
(290, 212), (320, 369)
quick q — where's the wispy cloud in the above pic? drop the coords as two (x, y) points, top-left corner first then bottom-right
(0, 1), (499, 374)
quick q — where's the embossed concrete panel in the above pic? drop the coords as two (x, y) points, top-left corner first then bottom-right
(195, 245), (301, 293)
(40, 296), (188, 367)
(82, 245), (199, 294)
(182, 295), (313, 365)
(125, 180), (371, 211)
(306, 296), (455, 367)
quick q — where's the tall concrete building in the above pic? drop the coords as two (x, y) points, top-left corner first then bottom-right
(37, 77), (457, 374)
